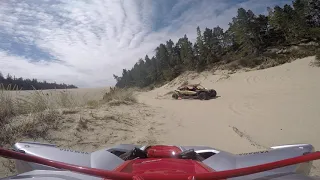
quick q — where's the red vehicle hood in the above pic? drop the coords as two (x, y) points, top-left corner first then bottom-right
(114, 158), (213, 175)
(114, 145), (214, 175)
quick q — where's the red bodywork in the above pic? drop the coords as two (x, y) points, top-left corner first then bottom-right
(115, 158), (213, 174)
(146, 145), (182, 158)
(115, 145), (213, 175)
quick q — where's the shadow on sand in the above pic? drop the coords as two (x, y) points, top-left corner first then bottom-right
(174, 95), (221, 100)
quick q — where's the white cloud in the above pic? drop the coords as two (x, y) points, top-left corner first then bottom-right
(0, 0), (291, 87)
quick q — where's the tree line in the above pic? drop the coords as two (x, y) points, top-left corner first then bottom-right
(0, 72), (77, 90)
(113, 0), (319, 88)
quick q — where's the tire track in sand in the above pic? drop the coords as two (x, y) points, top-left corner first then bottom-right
(230, 126), (267, 149)
(228, 99), (260, 117)
(245, 72), (291, 85)
(245, 75), (261, 85)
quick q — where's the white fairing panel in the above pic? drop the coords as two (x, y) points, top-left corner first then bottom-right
(13, 141), (127, 174)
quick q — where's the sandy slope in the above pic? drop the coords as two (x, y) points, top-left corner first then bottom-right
(138, 56), (320, 175)
(1, 56), (319, 177)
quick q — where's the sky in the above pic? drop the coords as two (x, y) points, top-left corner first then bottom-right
(0, 0), (292, 88)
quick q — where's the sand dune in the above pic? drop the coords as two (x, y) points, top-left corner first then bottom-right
(1, 56), (319, 177)
(138, 56), (320, 175)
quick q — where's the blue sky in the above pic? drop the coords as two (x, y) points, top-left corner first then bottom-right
(0, 0), (291, 87)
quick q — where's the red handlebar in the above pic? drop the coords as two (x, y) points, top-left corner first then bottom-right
(0, 147), (319, 180)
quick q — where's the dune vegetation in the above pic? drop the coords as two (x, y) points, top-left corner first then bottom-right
(0, 84), (153, 177)
(0, 84), (139, 146)
(0, 85), (79, 146)
(103, 87), (138, 106)
(316, 49), (320, 66)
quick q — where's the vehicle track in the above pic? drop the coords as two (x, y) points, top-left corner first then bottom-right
(230, 126), (267, 149)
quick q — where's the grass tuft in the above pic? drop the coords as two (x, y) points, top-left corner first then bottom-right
(0, 86), (100, 146)
(103, 87), (137, 106)
(0, 109), (61, 146)
(316, 49), (320, 67)
(0, 85), (16, 125)
(86, 100), (100, 109)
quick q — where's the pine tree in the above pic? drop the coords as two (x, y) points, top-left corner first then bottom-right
(177, 35), (194, 70)
(195, 26), (206, 71)
(306, 0), (320, 27)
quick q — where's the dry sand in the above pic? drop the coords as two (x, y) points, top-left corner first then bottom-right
(138, 56), (320, 175)
(1, 56), (319, 177)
